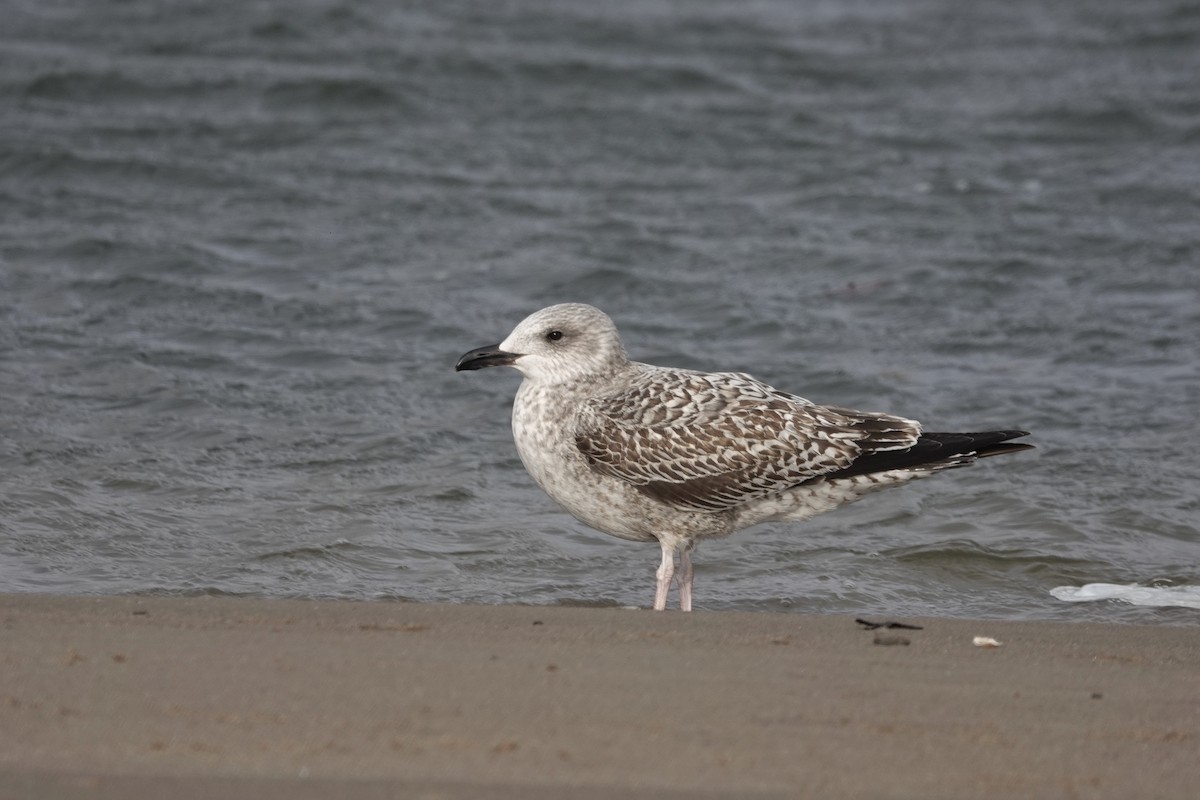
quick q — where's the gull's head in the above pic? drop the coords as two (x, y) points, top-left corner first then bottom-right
(455, 303), (629, 384)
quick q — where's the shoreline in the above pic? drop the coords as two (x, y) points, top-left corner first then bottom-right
(2, 593), (1197, 798)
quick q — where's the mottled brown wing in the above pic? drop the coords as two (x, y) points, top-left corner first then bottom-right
(574, 369), (921, 512)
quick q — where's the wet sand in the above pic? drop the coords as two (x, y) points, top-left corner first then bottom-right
(1, 593), (1196, 799)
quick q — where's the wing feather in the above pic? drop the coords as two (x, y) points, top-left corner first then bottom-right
(574, 368), (921, 512)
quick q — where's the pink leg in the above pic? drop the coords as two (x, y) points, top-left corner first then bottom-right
(677, 546), (694, 612)
(653, 542), (675, 611)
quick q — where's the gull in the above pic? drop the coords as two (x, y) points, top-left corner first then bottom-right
(456, 303), (1033, 611)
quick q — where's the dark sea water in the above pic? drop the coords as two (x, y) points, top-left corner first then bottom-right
(2, 0), (1198, 622)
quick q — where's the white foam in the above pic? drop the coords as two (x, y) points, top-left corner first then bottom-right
(1050, 583), (1200, 610)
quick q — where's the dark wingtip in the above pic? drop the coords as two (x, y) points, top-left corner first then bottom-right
(820, 429), (1034, 480)
(976, 442), (1036, 458)
(962, 430), (1034, 458)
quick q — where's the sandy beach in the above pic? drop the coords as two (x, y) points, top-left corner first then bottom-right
(1, 593), (1196, 799)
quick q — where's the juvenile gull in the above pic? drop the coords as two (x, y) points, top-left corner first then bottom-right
(456, 303), (1033, 611)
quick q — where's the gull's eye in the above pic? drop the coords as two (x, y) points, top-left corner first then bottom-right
(545, 330), (564, 342)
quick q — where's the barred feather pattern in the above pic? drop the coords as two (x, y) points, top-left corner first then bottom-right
(575, 367), (923, 513)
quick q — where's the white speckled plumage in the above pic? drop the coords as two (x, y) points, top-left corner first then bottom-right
(456, 303), (1032, 611)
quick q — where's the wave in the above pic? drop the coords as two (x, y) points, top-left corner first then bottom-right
(1051, 583), (1200, 610)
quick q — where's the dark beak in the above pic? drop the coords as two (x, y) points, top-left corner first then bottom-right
(455, 344), (520, 371)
